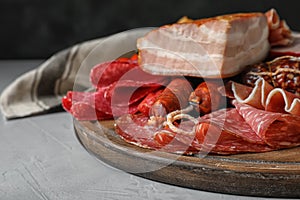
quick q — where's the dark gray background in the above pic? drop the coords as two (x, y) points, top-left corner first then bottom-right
(1, 0), (299, 59)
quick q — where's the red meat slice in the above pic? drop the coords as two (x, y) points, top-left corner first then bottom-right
(202, 108), (266, 144)
(90, 60), (169, 89)
(70, 102), (112, 121)
(114, 108), (275, 155)
(62, 56), (170, 121)
(90, 56), (138, 88)
(62, 92), (113, 120)
(115, 113), (199, 154)
(194, 108), (274, 154)
(62, 83), (161, 120)
(269, 33), (300, 58)
(233, 100), (300, 148)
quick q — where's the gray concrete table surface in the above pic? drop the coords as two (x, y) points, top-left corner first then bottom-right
(0, 60), (293, 200)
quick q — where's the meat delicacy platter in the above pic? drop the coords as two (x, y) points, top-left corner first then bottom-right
(63, 9), (300, 197)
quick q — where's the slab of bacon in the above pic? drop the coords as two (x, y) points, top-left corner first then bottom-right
(137, 12), (270, 78)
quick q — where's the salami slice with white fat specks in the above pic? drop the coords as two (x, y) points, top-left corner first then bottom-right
(90, 56), (138, 88)
(233, 100), (300, 148)
(62, 84), (162, 120)
(62, 56), (170, 121)
(115, 100), (300, 154)
(115, 108), (275, 155)
(90, 57), (169, 89)
(115, 113), (198, 154)
(201, 108), (265, 144)
(193, 108), (274, 154)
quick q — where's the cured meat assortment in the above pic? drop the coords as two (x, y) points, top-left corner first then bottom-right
(62, 9), (300, 155)
(115, 100), (300, 155)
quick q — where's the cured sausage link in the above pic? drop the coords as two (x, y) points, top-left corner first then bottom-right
(189, 81), (223, 115)
(150, 78), (193, 117)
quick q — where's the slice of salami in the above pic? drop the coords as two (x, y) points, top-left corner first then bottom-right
(110, 81), (162, 107)
(114, 99), (300, 154)
(207, 108), (266, 144)
(185, 107), (274, 154)
(115, 113), (199, 154)
(233, 100), (300, 148)
(90, 61), (169, 89)
(115, 108), (274, 155)
(70, 102), (112, 121)
(113, 66), (169, 87)
(194, 121), (274, 155)
(63, 55), (171, 121)
(62, 85), (154, 120)
(63, 66), (167, 120)
(62, 91), (113, 120)
(90, 57), (138, 88)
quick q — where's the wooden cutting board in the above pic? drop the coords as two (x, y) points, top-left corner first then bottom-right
(74, 119), (300, 198)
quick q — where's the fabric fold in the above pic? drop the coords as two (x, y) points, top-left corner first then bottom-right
(0, 28), (153, 119)
(0, 39), (101, 119)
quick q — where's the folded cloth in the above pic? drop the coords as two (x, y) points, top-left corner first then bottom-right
(0, 28), (152, 119)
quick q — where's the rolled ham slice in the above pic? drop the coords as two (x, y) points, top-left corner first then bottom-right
(270, 32), (300, 58)
(265, 8), (293, 47)
(137, 12), (270, 78)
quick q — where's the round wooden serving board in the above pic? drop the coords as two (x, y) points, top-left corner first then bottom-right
(74, 119), (300, 198)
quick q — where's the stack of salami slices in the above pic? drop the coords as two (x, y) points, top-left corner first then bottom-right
(115, 99), (300, 155)
(62, 55), (169, 120)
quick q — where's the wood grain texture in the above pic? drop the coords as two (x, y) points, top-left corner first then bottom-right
(74, 119), (300, 198)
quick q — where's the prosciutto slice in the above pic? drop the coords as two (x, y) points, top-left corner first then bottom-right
(231, 78), (300, 116)
(115, 113), (199, 154)
(137, 12), (269, 78)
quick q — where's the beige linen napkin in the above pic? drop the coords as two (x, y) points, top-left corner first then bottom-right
(0, 28), (152, 119)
